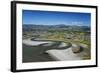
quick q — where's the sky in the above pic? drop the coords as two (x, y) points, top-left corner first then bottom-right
(22, 10), (91, 26)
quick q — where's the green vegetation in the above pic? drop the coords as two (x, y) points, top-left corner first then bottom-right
(23, 25), (91, 60)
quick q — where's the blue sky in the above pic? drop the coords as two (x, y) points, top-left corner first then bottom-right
(22, 10), (91, 26)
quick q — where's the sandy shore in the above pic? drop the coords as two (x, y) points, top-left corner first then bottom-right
(23, 38), (52, 46)
(45, 44), (81, 61)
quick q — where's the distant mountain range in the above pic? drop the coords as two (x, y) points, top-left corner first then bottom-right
(23, 24), (90, 32)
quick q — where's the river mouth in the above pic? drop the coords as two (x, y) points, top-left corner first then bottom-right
(22, 38), (88, 63)
(22, 38), (71, 63)
(23, 38), (71, 50)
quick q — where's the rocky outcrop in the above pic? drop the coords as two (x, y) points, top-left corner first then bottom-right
(72, 44), (81, 53)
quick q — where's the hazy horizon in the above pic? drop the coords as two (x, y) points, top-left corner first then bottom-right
(22, 10), (91, 26)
